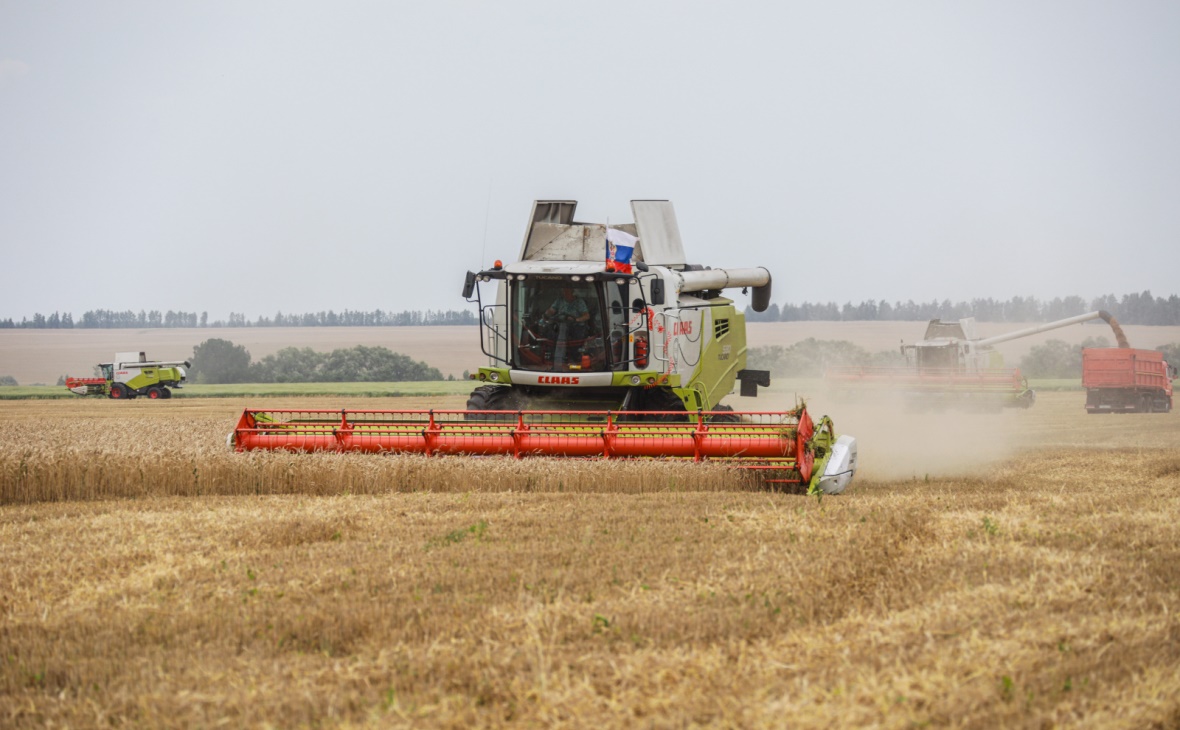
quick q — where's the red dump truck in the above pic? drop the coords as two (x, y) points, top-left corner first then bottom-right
(1082, 348), (1174, 414)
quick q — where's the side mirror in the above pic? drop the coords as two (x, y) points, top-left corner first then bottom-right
(649, 278), (665, 306)
(462, 271), (477, 299)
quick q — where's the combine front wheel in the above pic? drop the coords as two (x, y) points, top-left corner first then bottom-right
(708, 404), (741, 423)
(110, 384), (129, 400)
(465, 385), (520, 420)
(620, 387), (688, 422)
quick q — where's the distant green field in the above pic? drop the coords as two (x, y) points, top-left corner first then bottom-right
(0, 386), (75, 400)
(1027, 378), (1084, 391)
(0, 381), (475, 400)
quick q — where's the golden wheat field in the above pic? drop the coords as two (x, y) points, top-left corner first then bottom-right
(1, 392), (1179, 728)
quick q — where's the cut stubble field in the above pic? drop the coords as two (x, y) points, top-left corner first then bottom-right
(1, 391), (1178, 727)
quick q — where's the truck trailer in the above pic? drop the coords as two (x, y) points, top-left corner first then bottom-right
(1082, 348), (1174, 414)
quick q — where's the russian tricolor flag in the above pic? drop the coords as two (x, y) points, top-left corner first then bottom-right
(605, 228), (637, 273)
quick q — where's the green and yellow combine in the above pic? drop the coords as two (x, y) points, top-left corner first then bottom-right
(232, 200), (858, 494)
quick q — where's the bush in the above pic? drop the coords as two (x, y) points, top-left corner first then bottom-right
(188, 338), (447, 384)
(1157, 343), (1180, 368)
(319, 346), (442, 382)
(248, 345), (444, 383)
(250, 347), (323, 383)
(0, 375), (17, 386)
(189, 339), (253, 384)
(747, 339), (903, 378)
(1019, 336), (1110, 379)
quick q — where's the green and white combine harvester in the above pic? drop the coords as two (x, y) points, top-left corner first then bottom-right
(65, 352), (190, 400)
(232, 200), (858, 494)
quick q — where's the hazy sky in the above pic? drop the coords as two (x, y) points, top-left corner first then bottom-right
(2, 1), (1178, 320)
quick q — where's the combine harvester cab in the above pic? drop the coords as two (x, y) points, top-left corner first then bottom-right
(232, 200), (858, 494)
(827, 311), (1129, 412)
(65, 351), (190, 399)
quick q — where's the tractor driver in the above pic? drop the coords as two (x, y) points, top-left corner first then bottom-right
(542, 287), (591, 352)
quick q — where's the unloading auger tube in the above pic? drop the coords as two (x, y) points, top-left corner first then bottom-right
(229, 405), (858, 495)
(974, 310), (1129, 349)
(677, 267), (773, 311)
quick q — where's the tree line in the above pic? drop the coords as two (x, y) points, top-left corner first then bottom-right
(746, 339), (904, 377)
(745, 291), (1180, 326)
(1020, 339), (1180, 378)
(0, 308), (478, 329)
(187, 339), (447, 384)
(5, 291), (1180, 329)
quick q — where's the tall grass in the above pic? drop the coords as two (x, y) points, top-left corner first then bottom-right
(0, 413), (756, 504)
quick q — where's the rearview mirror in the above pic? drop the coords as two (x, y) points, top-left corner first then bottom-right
(462, 271), (477, 299)
(649, 279), (665, 306)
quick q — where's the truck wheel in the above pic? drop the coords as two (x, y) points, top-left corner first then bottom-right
(147, 386), (164, 400)
(110, 383), (128, 399)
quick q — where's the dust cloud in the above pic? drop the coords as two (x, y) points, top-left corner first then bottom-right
(758, 386), (1024, 481)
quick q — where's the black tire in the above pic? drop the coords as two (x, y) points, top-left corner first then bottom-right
(465, 385), (520, 420)
(161, 388), (172, 399)
(620, 387), (689, 422)
(708, 403), (741, 423)
(109, 383), (129, 400)
(146, 386), (164, 400)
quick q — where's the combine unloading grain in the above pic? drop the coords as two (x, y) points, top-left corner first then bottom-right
(826, 311), (1129, 411)
(232, 200), (858, 494)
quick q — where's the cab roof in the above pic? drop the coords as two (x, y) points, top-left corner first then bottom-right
(519, 200), (687, 268)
